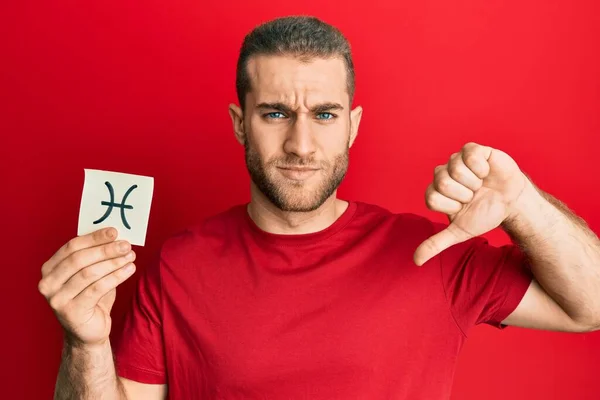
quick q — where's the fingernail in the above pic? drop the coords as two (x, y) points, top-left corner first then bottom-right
(119, 241), (130, 252)
(125, 251), (135, 260)
(106, 228), (116, 238)
(124, 263), (135, 273)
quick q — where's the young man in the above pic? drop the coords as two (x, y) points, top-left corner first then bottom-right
(39, 16), (600, 400)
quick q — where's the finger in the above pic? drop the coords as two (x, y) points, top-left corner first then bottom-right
(447, 154), (483, 192)
(413, 224), (471, 266)
(425, 184), (464, 214)
(461, 143), (492, 179)
(42, 227), (118, 277)
(73, 262), (137, 310)
(39, 240), (132, 298)
(432, 169), (474, 204)
(47, 251), (136, 309)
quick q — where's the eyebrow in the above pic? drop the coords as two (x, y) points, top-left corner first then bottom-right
(256, 102), (344, 114)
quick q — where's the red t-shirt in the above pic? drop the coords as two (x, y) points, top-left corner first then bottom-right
(113, 201), (532, 399)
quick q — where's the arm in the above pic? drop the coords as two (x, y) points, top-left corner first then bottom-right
(500, 175), (600, 332)
(413, 142), (600, 333)
(54, 338), (167, 400)
(38, 228), (167, 400)
(55, 340), (127, 399)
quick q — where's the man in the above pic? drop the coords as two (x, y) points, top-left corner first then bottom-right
(39, 15), (600, 400)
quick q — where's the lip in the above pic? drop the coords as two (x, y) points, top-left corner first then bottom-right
(279, 167), (319, 171)
(277, 167), (319, 181)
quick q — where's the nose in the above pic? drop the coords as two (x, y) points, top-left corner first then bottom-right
(283, 115), (316, 158)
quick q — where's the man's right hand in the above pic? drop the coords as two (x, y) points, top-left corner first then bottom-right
(38, 227), (137, 347)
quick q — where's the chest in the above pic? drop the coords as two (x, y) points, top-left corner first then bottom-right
(162, 248), (458, 392)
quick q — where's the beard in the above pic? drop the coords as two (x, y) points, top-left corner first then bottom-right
(244, 138), (349, 212)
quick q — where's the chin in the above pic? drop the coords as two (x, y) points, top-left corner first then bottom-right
(275, 199), (325, 213)
(269, 182), (334, 212)
(282, 198), (323, 212)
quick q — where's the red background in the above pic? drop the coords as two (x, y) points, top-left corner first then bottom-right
(2, 1), (600, 399)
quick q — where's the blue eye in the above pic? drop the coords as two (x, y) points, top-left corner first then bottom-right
(317, 112), (335, 120)
(265, 112), (286, 119)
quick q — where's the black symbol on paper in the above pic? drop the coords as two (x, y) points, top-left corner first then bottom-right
(93, 182), (138, 230)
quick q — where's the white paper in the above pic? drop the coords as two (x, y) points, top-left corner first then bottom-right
(78, 169), (154, 246)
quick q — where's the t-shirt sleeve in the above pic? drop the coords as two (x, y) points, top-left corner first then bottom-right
(112, 249), (167, 384)
(431, 221), (533, 335)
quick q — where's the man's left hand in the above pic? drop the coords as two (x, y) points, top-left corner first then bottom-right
(413, 142), (528, 266)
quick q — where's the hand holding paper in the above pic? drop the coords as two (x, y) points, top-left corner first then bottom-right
(38, 227), (136, 347)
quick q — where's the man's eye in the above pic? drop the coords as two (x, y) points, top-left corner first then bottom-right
(265, 112), (286, 119)
(316, 112), (335, 120)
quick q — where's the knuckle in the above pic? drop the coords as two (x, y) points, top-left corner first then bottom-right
(41, 261), (50, 277)
(64, 238), (78, 254)
(437, 178), (452, 191)
(447, 160), (458, 172)
(68, 252), (85, 270)
(89, 281), (105, 296)
(424, 185), (435, 201)
(91, 276), (113, 295)
(111, 241), (124, 255)
(37, 280), (49, 296)
(80, 265), (100, 281)
(448, 164), (464, 180)
(425, 193), (440, 209)
(463, 152), (479, 165)
(425, 239), (440, 253)
(425, 183), (435, 195)
(117, 241), (131, 253)
(101, 243), (113, 258)
(93, 228), (106, 242)
(48, 295), (64, 311)
(425, 197), (436, 209)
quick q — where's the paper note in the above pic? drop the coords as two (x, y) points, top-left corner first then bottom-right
(78, 169), (154, 246)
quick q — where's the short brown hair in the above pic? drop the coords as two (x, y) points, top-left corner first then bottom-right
(235, 16), (355, 110)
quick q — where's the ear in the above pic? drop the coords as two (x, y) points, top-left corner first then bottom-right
(349, 105), (363, 148)
(228, 103), (245, 146)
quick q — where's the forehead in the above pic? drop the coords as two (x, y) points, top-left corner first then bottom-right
(246, 55), (349, 107)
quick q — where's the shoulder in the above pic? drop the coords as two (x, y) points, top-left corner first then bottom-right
(159, 203), (246, 258)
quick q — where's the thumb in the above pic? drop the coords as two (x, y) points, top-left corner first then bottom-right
(413, 224), (471, 266)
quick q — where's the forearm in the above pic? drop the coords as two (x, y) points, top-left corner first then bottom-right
(501, 174), (600, 327)
(55, 337), (128, 400)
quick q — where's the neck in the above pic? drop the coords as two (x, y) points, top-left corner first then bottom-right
(247, 183), (348, 235)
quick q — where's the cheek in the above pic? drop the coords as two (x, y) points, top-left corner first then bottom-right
(247, 120), (282, 153)
(318, 125), (350, 153)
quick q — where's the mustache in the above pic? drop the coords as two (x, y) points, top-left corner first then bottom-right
(271, 156), (326, 169)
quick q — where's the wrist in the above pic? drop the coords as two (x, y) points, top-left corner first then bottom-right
(504, 175), (536, 222)
(502, 175), (557, 235)
(64, 332), (111, 354)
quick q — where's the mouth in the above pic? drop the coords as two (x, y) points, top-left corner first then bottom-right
(277, 166), (320, 181)
(279, 166), (320, 171)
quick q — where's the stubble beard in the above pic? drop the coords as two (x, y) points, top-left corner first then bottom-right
(244, 138), (349, 212)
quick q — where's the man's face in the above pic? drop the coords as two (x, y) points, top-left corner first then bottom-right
(230, 55), (362, 212)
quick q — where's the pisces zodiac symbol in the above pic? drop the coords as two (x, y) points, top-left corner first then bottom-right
(93, 181), (138, 230)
